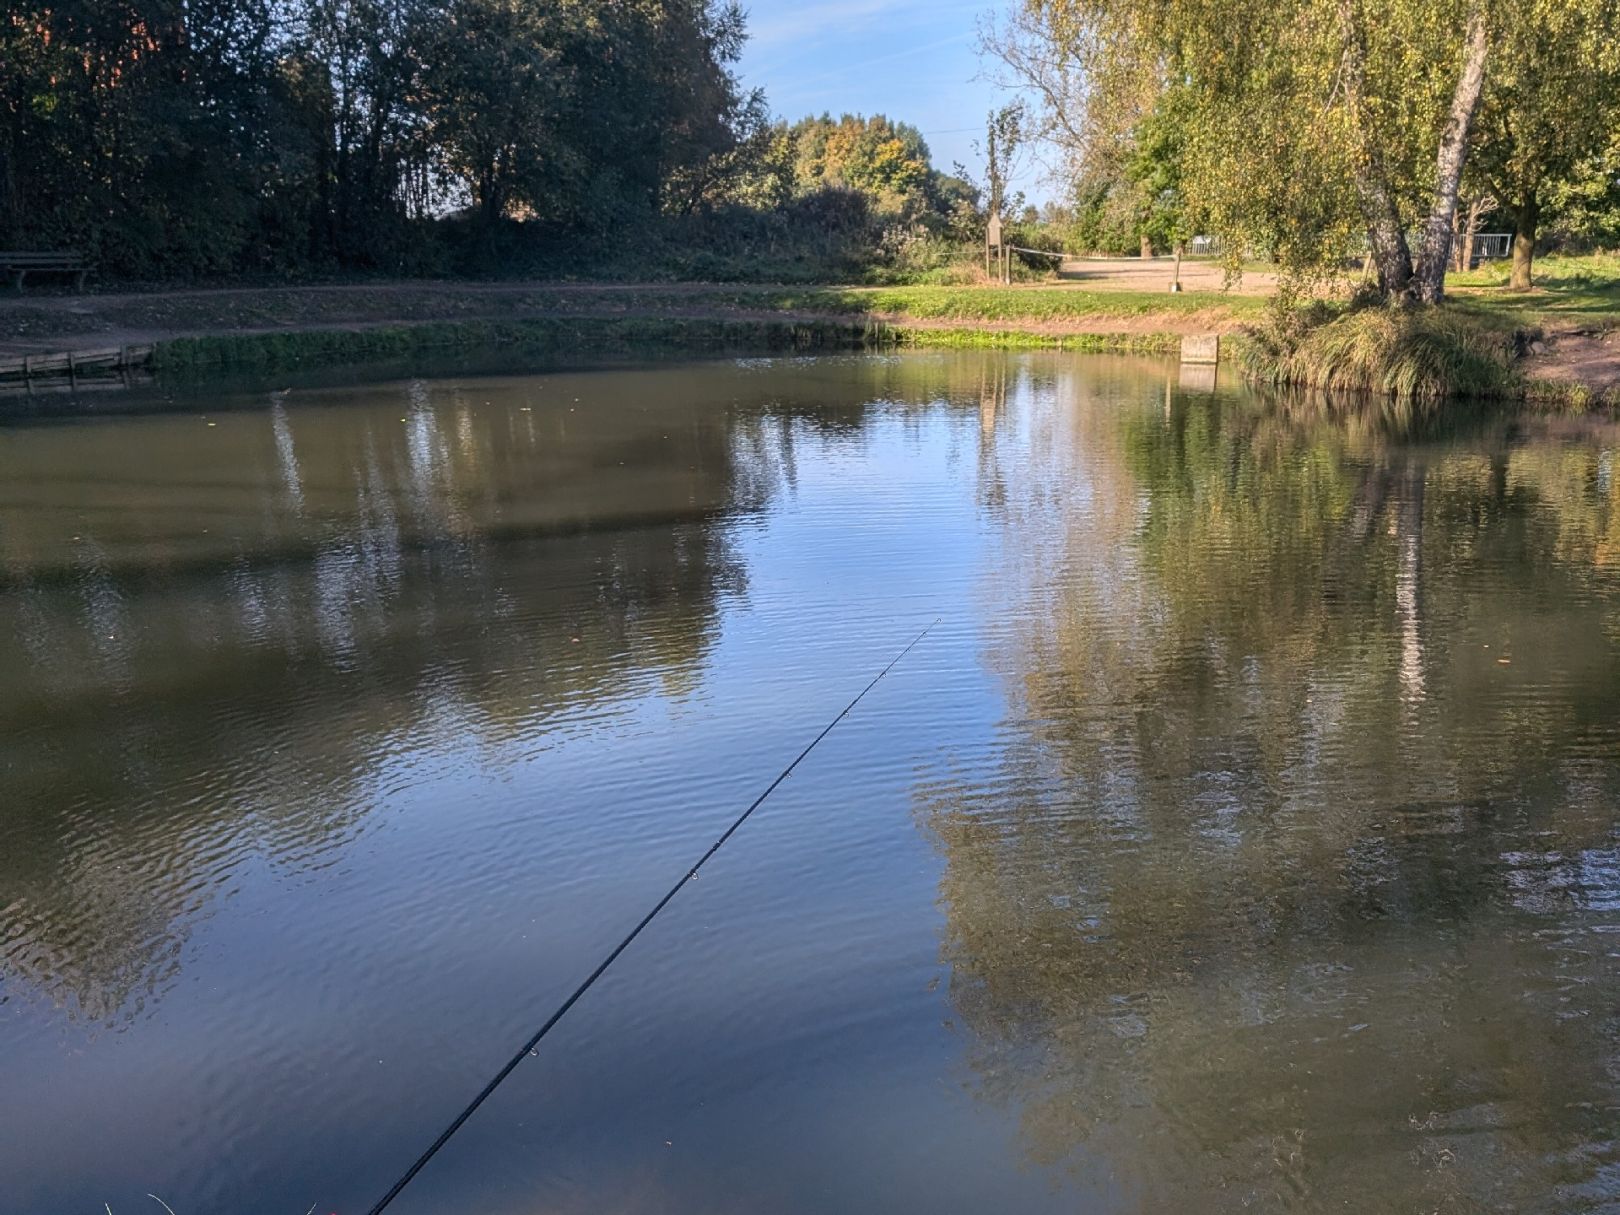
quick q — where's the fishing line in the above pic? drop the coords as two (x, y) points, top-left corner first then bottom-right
(366, 618), (940, 1215)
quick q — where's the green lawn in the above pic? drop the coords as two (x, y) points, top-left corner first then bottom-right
(1448, 253), (1620, 325)
(767, 257), (1619, 330)
(758, 285), (1262, 322)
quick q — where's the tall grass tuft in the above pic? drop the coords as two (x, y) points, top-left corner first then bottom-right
(1238, 304), (1521, 404)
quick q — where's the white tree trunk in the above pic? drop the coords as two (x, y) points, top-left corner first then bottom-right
(1410, 4), (1490, 304)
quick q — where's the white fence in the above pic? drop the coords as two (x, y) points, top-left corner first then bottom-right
(1178, 232), (1509, 262)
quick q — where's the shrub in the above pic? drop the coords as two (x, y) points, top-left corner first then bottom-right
(1238, 304), (1521, 403)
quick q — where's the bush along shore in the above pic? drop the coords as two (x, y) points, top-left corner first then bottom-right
(1236, 305), (1520, 404)
(1236, 302), (1618, 411)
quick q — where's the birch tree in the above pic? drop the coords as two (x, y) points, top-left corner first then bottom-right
(1008, 0), (1506, 302)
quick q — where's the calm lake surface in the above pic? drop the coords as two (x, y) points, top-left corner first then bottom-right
(4, 351), (1620, 1214)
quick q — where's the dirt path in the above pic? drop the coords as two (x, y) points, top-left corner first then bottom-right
(1522, 329), (1620, 396)
(1057, 257), (1278, 294)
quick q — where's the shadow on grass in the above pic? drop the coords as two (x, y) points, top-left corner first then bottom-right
(1449, 254), (1620, 319)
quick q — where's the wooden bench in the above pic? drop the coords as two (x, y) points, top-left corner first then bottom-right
(1, 251), (90, 292)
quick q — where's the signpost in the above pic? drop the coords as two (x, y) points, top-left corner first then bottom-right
(985, 214), (1004, 283)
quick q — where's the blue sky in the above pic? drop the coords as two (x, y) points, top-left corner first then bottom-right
(735, 0), (1019, 192)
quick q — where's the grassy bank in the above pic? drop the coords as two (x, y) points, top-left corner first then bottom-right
(1234, 253), (1620, 407)
(888, 328), (1181, 352)
(16, 264), (1615, 403)
(1449, 252), (1620, 320)
(2, 280), (1249, 344)
(1236, 305), (1617, 409)
(149, 316), (870, 370)
(731, 284), (1260, 324)
(148, 312), (1186, 373)
(1236, 305), (1524, 404)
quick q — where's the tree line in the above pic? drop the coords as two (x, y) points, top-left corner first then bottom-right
(990, 0), (1620, 299)
(1, 3), (979, 280)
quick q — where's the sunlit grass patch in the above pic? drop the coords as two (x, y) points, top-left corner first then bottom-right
(890, 327), (1182, 352)
(1448, 252), (1620, 319)
(729, 284), (1257, 324)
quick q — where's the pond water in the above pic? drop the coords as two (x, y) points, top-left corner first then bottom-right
(4, 351), (1620, 1214)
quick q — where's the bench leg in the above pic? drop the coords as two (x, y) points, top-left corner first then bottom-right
(75, 270), (87, 292)
(8, 270), (21, 293)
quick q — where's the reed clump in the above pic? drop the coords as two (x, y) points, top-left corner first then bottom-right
(1238, 303), (1522, 404)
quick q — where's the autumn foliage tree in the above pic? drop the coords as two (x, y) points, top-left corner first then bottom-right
(787, 114), (935, 215)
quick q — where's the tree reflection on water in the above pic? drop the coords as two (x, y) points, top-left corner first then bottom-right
(923, 380), (1620, 1211)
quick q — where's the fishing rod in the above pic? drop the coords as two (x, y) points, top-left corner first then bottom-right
(365, 618), (941, 1215)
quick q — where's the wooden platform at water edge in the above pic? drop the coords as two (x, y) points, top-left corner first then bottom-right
(0, 345), (154, 381)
